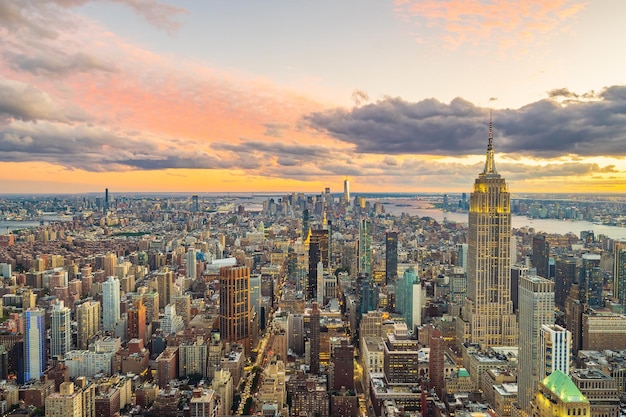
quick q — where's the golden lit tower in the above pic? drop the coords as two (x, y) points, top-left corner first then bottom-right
(462, 115), (518, 348)
(219, 266), (251, 354)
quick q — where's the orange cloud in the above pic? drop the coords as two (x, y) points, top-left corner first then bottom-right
(394, 0), (587, 51)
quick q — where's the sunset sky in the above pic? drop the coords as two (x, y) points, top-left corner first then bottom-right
(1, 0), (626, 195)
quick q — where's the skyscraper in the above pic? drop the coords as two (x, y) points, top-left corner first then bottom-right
(23, 308), (46, 382)
(358, 218), (372, 276)
(50, 301), (71, 358)
(532, 234), (550, 279)
(462, 117), (517, 348)
(343, 178), (350, 204)
(555, 256), (578, 310)
(385, 231), (398, 285)
(308, 228), (329, 301)
(186, 248), (197, 280)
(127, 299), (147, 345)
(102, 276), (121, 332)
(518, 275), (555, 413)
(613, 241), (626, 305)
(581, 253), (603, 308)
(309, 302), (320, 374)
(219, 266), (251, 354)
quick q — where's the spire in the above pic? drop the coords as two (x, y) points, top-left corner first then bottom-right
(483, 110), (497, 175)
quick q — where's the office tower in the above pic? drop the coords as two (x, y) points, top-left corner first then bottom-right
(539, 324), (571, 380)
(23, 308), (46, 382)
(565, 284), (584, 354)
(359, 275), (378, 316)
(396, 268), (423, 331)
(614, 241), (626, 305)
(50, 301), (71, 358)
(186, 248), (197, 279)
(533, 370), (589, 417)
(518, 275), (555, 413)
(581, 254), (603, 308)
(309, 302), (320, 374)
(456, 243), (469, 272)
(462, 119), (517, 347)
(219, 266), (251, 354)
(104, 188), (109, 212)
(191, 194), (199, 213)
(385, 231), (398, 285)
(103, 276), (121, 332)
(532, 235), (550, 279)
(249, 274), (262, 327)
(555, 256), (578, 310)
(429, 328), (445, 398)
(302, 209), (310, 239)
(308, 228), (330, 301)
(127, 299), (147, 344)
(45, 382), (83, 417)
(358, 218), (372, 275)
(343, 178), (350, 204)
(104, 252), (117, 279)
(76, 300), (101, 350)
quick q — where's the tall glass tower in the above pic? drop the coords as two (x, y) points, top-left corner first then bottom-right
(24, 308), (46, 382)
(50, 301), (71, 358)
(463, 117), (518, 348)
(103, 276), (121, 332)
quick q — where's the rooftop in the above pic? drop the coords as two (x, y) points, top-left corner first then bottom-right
(542, 370), (587, 403)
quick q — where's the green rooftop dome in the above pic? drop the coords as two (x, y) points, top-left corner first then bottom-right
(542, 370), (587, 403)
(458, 368), (470, 378)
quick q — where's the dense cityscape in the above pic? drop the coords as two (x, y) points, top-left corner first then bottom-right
(0, 131), (624, 417)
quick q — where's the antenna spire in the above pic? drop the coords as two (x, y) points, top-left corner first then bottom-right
(483, 110), (497, 174)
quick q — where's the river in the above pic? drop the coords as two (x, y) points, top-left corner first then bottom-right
(380, 200), (626, 240)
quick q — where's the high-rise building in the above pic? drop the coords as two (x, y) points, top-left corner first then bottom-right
(532, 235), (550, 279)
(461, 118), (517, 348)
(385, 231), (398, 285)
(191, 195), (199, 213)
(50, 301), (71, 358)
(555, 256), (578, 310)
(309, 302), (321, 375)
(76, 300), (101, 350)
(539, 324), (571, 380)
(343, 178), (350, 204)
(186, 248), (197, 280)
(127, 299), (147, 345)
(103, 253), (117, 280)
(103, 276), (121, 332)
(429, 328), (445, 398)
(308, 229), (329, 301)
(358, 218), (372, 276)
(23, 308), (46, 382)
(331, 339), (354, 390)
(518, 275), (555, 413)
(581, 254), (603, 308)
(614, 241), (626, 306)
(219, 266), (251, 354)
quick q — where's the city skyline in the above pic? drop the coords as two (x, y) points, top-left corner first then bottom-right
(1, 1), (626, 194)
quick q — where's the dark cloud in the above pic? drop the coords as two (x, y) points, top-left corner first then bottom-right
(305, 86), (626, 158)
(0, 79), (66, 122)
(0, 121), (233, 172)
(263, 123), (289, 138)
(215, 139), (328, 160)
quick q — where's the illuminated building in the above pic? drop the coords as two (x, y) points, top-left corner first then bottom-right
(531, 370), (589, 417)
(219, 266), (251, 354)
(460, 117), (517, 348)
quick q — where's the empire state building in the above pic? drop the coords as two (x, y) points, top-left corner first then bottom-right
(459, 118), (518, 348)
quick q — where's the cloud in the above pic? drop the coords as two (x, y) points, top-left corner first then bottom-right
(6, 51), (117, 75)
(0, 120), (233, 172)
(0, 78), (67, 122)
(305, 86), (626, 158)
(263, 123), (290, 138)
(394, 0), (587, 51)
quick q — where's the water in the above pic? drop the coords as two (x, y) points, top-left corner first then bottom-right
(0, 216), (72, 234)
(380, 199), (626, 240)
